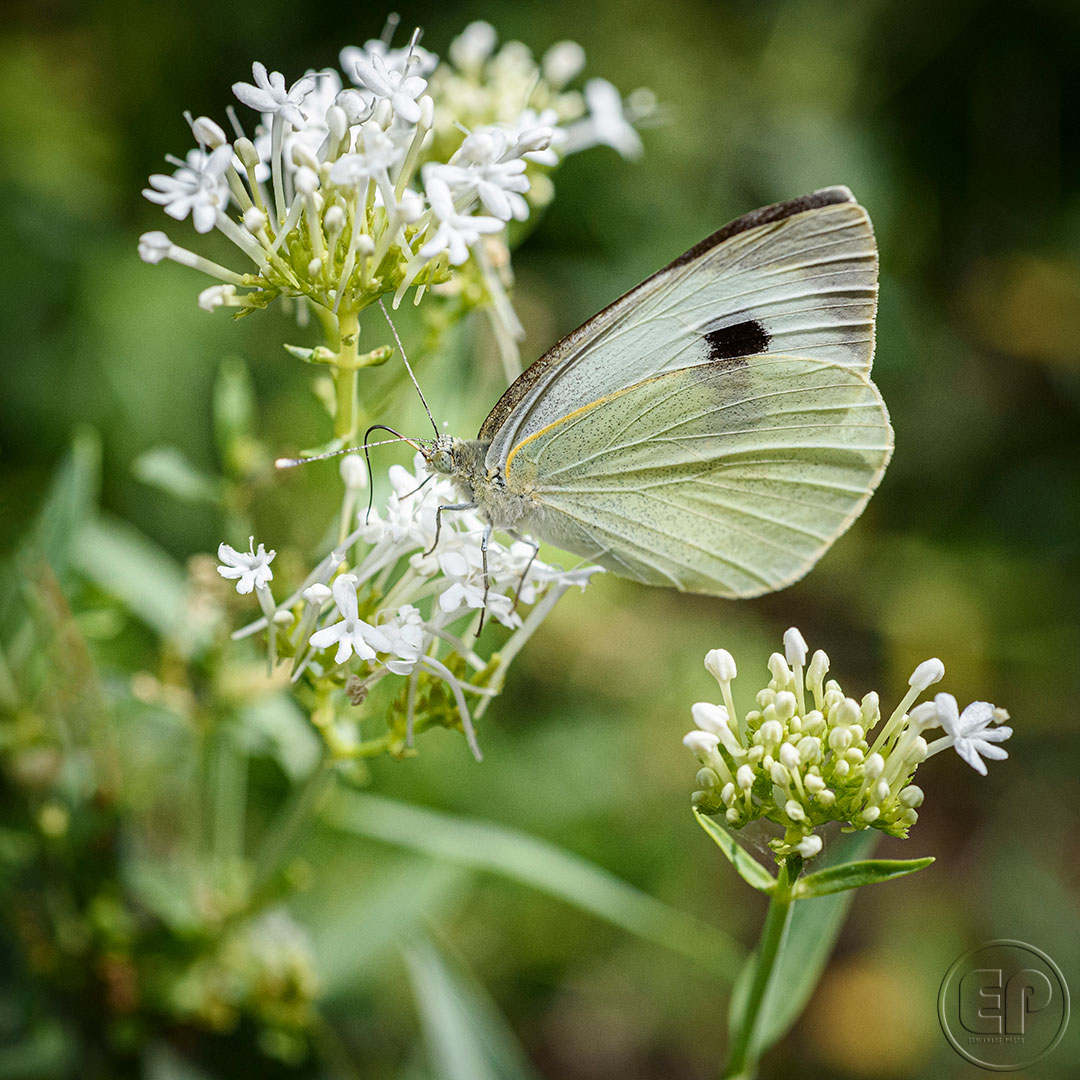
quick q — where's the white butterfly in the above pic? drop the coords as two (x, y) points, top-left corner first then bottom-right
(419, 186), (892, 601)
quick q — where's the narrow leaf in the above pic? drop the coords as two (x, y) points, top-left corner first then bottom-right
(71, 515), (187, 637)
(728, 831), (877, 1058)
(404, 936), (541, 1080)
(796, 856), (934, 898)
(213, 356), (254, 458)
(694, 811), (777, 894)
(325, 791), (743, 981)
(133, 446), (223, 505)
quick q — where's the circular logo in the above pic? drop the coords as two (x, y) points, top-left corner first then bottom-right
(938, 940), (1070, 1071)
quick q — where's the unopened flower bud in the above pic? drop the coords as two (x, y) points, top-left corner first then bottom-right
(705, 648), (736, 683)
(783, 627), (808, 668)
(234, 137), (261, 170)
(909, 658), (945, 693)
(339, 453), (368, 490)
(192, 116), (228, 148)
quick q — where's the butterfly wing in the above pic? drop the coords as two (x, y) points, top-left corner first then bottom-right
(481, 187), (878, 473)
(504, 354), (893, 597)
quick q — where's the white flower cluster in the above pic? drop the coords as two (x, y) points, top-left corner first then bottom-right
(220, 454), (599, 759)
(684, 628), (1012, 859)
(139, 21), (651, 336)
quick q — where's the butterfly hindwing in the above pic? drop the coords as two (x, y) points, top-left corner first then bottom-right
(504, 354), (893, 597)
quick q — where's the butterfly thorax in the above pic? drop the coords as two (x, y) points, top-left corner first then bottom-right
(426, 435), (532, 530)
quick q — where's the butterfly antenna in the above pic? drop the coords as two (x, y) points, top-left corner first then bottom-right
(378, 298), (439, 436)
(274, 431), (422, 470)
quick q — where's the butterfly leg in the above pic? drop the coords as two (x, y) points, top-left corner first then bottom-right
(507, 530), (541, 612)
(476, 523), (493, 636)
(424, 502), (477, 557)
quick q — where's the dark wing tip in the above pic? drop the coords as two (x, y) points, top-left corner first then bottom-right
(669, 186), (861, 270)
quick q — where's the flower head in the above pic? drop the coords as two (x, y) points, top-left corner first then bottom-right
(685, 628), (1012, 860)
(217, 537), (275, 594)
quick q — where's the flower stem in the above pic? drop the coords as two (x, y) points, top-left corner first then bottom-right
(334, 308), (360, 440)
(723, 857), (801, 1079)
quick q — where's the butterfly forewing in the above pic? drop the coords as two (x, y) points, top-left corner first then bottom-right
(505, 354), (893, 597)
(482, 187), (878, 473)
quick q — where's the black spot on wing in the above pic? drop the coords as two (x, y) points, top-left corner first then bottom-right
(703, 320), (770, 361)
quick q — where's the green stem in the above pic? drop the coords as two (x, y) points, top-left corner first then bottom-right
(723, 857), (801, 1079)
(334, 308), (360, 441)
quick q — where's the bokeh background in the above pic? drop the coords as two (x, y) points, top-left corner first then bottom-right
(3, 0), (1080, 1077)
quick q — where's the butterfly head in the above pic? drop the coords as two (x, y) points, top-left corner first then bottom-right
(421, 434), (458, 476)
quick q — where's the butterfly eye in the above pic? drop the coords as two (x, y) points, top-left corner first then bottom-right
(431, 450), (454, 474)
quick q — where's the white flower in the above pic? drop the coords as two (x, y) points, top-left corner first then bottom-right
(232, 62), (316, 128)
(137, 231), (173, 264)
(933, 693), (1013, 776)
(564, 78), (643, 159)
(449, 21), (498, 71)
(435, 128), (531, 221)
(329, 125), (403, 200)
(198, 284), (236, 311)
(341, 40), (438, 82)
(420, 175), (504, 265)
(542, 41), (586, 88)
(348, 50), (427, 125)
(217, 537), (275, 594)
(143, 144), (232, 234)
(309, 574), (392, 664)
(380, 605), (426, 675)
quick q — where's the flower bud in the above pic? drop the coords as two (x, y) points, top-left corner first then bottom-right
(326, 103), (348, 141)
(909, 658), (945, 693)
(736, 764), (754, 790)
(234, 137), (261, 170)
(542, 40), (586, 87)
(192, 116), (228, 148)
(696, 767), (720, 790)
(137, 231), (173, 264)
(691, 701), (730, 735)
(704, 648), (736, 683)
(774, 691), (797, 722)
(243, 206), (267, 234)
(779, 742), (801, 770)
(898, 784), (924, 808)
(339, 453), (368, 490)
(795, 834), (822, 858)
(783, 627), (808, 668)
(302, 583), (332, 605)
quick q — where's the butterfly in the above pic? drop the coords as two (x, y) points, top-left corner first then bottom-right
(419, 185), (892, 602)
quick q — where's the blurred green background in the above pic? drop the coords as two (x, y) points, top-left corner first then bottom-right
(3, 0), (1080, 1077)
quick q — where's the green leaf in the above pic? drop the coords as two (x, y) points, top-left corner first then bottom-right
(305, 861), (469, 998)
(728, 831), (877, 1059)
(25, 426), (101, 583)
(213, 355), (254, 458)
(71, 515), (187, 637)
(404, 936), (541, 1080)
(694, 810), (777, 894)
(133, 446), (223, 505)
(324, 791), (743, 981)
(796, 856), (934, 898)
